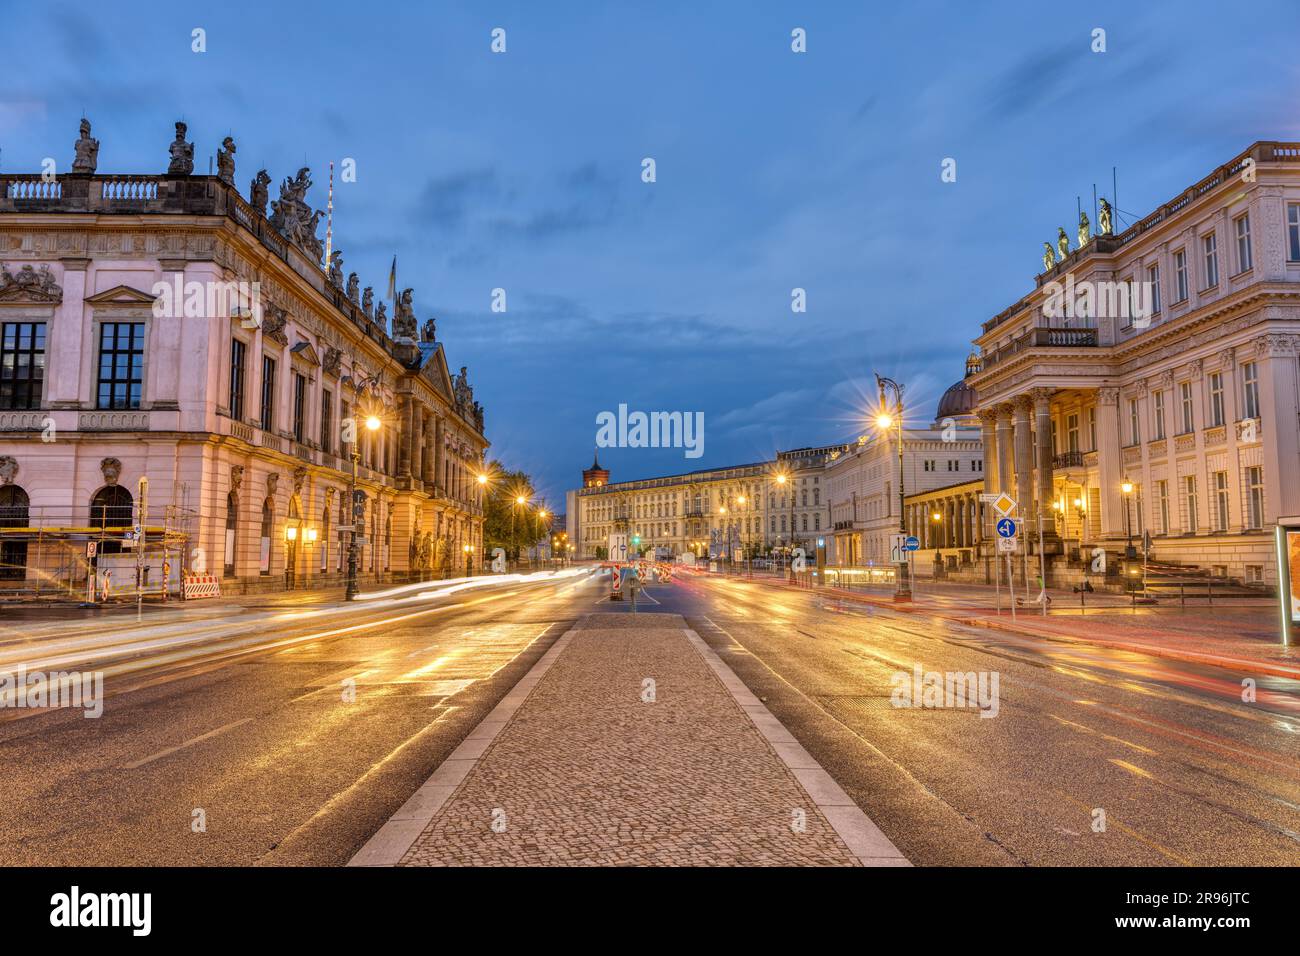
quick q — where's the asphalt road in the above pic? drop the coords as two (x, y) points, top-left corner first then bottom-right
(4, 569), (1298, 866)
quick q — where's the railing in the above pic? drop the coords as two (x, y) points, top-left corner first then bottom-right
(98, 176), (159, 201)
(230, 420), (254, 443)
(1051, 450), (1084, 469)
(5, 177), (61, 200)
(979, 326), (1098, 369)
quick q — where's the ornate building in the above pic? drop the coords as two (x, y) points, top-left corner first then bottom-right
(969, 141), (1300, 586)
(0, 118), (488, 592)
(565, 445), (844, 560)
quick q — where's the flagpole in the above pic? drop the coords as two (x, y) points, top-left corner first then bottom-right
(324, 161), (334, 270)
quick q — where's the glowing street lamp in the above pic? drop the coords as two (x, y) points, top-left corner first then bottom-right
(1121, 477), (1136, 559)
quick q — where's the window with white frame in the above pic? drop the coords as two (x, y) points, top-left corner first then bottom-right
(1174, 249), (1188, 301)
(1242, 361), (1259, 420)
(1234, 213), (1252, 272)
(1208, 372), (1224, 427)
(1202, 232), (1219, 288)
(1156, 479), (1169, 534)
(1289, 203), (1300, 261)
(1179, 381), (1194, 434)
(1214, 470), (1229, 531)
(1152, 390), (1166, 440)
(1146, 262), (1161, 315)
(1247, 466), (1264, 529)
(1128, 398), (1140, 446)
(1184, 475), (1198, 534)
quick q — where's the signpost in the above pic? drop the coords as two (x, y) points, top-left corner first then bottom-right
(85, 541), (97, 604)
(995, 509), (1018, 620)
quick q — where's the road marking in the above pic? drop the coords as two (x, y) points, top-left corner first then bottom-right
(122, 717), (254, 770)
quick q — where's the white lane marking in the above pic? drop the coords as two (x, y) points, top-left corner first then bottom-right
(122, 717), (254, 770)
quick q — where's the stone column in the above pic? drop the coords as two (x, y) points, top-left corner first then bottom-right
(398, 395), (413, 478)
(995, 404), (1014, 498)
(1255, 334), (1300, 520)
(433, 417), (445, 495)
(1032, 388), (1056, 539)
(1012, 396), (1034, 522)
(1097, 387), (1125, 538)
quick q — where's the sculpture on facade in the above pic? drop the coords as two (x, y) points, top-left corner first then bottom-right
(261, 305), (288, 344)
(453, 366), (473, 413)
(392, 288), (418, 340)
(269, 168), (324, 260)
(472, 401), (484, 435)
(1042, 242), (1056, 272)
(250, 169), (271, 215)
(266, 473), (279, 498)
(217, 136), (236, 185)
(0, 456), (17, 486)
(420, 318), (436, 344)
(361, 287), (374, 318)
(346, 272), (360, 305)
(1098, 198), (1113, 236)
(0, 263), (62, 303)
(374, 300), (387, 328)
(292, 466), (307, 496)
(322, 346), (342, 376)
(1077, 209), (1090, 248)
(72, 118), (99, 174)
(1056, 227), (1069, 261)
(230, 465), (244, 493)
(167, 121), (195, 175)
(328, 251), (344, 287)
(100, 458), (122, 486)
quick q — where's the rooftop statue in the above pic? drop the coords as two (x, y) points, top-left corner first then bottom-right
(327, 251), (343, 286)
(1077, 209), (1090, 248)
(72, 118), (99, 174)
(269, 168), (324, 260)
(392, 287), (418, 340)
(420, 318), (436, 343)
(361, 287), (374, 318)
(1099, 197), (1114, 236)
(249, 169), (271, 215)
(1042, 242), (1056, 272)
(217, 136), (236, 185)
(346, 272), (360, 304)
(167, 121), (194, 175)
(1056, 227), (1069, 261)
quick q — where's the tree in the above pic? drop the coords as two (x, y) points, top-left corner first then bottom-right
(482, 461), (548, 562)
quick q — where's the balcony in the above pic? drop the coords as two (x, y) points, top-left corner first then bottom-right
(978, 326), (1099, 370)
(1051, 450), (1085, 470)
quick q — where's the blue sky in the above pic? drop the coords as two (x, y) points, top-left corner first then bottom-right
(3, 1), (1299, 507)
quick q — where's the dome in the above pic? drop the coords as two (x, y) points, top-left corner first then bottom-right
(936, 377), (977, 419)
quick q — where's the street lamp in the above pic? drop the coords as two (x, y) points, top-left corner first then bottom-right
(1121, 478), (1136, 559)
(463, 543), (474, 578)
(774, 470), (794, 580)
(345, 383), (384, 602)
(284, 524), (298, 591)
(875, 373), (910, 601)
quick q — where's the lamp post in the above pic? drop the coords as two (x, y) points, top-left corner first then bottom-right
(284, 524), (298, 591)
(875, 373), (910, 601)
(463, 543), (474, 578)
(1121, 478), (1136, 559)
(345, 381), (384, 602)
(774, 471), (793, 580)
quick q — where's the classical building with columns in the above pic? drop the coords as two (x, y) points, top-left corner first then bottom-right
(0, 118), (487, 593)
(565, 445), (844, 560)
(825, 362), (985, 567)
(969, 141), (1300, 587)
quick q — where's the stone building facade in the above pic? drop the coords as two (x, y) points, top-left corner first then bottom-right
(0, 119), (487, 592)
(969, 141), (1300, 586)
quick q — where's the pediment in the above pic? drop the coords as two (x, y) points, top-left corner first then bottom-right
(290, 340), (321, 366)
(84, 284), (158, 306)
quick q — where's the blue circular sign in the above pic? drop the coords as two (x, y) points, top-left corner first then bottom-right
(996, 518), (1017, 538)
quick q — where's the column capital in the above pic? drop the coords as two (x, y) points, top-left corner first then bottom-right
(1030, 387), (1053, 412)
(1254, 332), (1300, 358)
(1098, 386), (1119, 406)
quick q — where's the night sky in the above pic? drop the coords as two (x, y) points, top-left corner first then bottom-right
(3, 1), (1297, 507)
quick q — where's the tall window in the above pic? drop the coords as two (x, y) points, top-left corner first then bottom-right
(1208, 372), (1224, 427)
(1066, 413), (1079, 453)
(1146, 263), (1161, 315)
(320, 389), (333, 454)
(1247, 466), (1264, 529)
(1174, 249), (1188, 301)
(224, 492), (238, 576)
(1214, 471), (1230, 531)
(1, 322), (46, 410)
(1179, 382), (1194, 434)
(1242, 362), (1259, 420)
(0, 485), (29, 580)
(1128, 399), (1140, 446)
(259, 499), (274, 575)
(229, 338), (247, 420)
(292, 372), (307, 443)
(260, 355), (276, 431)
(1234, 214), (1252, 272)
(1152, 391), (1166, 440)
(1156, 480), (1169, 534)
(1184, 475), (1198, 534)
(1289, 203), (1300, 261)
(96, 322), (144, 409)
(1088, 407), (1097, 450)
(1202, 232), (1219, 288)
(90, 485), (133, 555)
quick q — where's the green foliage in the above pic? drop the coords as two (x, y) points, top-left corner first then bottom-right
(482, 460), (549, 560)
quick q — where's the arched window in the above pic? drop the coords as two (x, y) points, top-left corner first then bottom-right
(0, 486), (30, 580)
(90, 485), (133, 555)
(224, 492), (238, 577)
(259, 498), (274, 575)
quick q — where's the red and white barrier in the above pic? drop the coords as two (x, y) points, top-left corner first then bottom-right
(183, 573), (221, 600)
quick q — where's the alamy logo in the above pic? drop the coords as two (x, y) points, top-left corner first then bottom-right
(596, 404), (704, 459)
(50, 886), (151, 936)
(890, 664), (999, 718)
(151, 277), (261, 322)
(1042, 275), (1155, 328)
(0, 667), (103, 718)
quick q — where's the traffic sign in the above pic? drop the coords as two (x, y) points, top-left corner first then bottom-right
(997, 535), (1017, 553)
(904, 535), (920, 551)
(86, 541), (97, 558)
(996, 517), (1018, 538)
(992, 494), (1017, 517)
(889, 534), (907, 562)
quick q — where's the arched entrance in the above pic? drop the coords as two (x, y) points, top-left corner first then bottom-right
(90, 485), (133, 555)
(0, 486), (30, 580)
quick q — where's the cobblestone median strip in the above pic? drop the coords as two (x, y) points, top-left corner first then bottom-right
(350, 613), (907, 867)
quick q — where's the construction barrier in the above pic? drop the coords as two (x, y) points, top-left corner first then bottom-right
(183, 573), (222, 600)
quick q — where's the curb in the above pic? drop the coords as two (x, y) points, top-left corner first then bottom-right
(346, 629), (575, 867)
(962, 616), (1300, 680)
(682, 627), (910, 867)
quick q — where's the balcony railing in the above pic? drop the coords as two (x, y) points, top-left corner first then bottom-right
(1051, 450), (1085, 469)
(978, 326), (1099, 370)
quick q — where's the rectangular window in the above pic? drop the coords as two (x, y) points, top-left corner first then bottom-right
(1214, 471), (1229, 531)
(1088, 407), (1097, 451)
(1184, 475), (1198, 534)
(1128, 399), (1140, 446)
(292, 372), (307, 443)
(1066, 413), (1079, 453)
(1202, 232), (1218, 288)
(260, 355), (276, 431)
(0, 321), (46, 410)
(1207, 372), (1224, 427)
(96, 322), (145, 409)
(1146, 263), (1161, 315)
(1247, 466), (1264, 529)
(229, 338), (247, 420)
(1153, 391), (1165, 440)
(320, 389), (333, 453)
(1289, 203), (1300, 261)
(1242, 361), (1259, 420)
(1174, 249), (1188, 301)
(1179, 382), (1194, 434)
(1157, 480), (1169, 534)
(1235, 214), (1252, 272)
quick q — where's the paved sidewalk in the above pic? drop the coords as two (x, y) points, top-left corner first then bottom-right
(352, 613), (906, 867)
